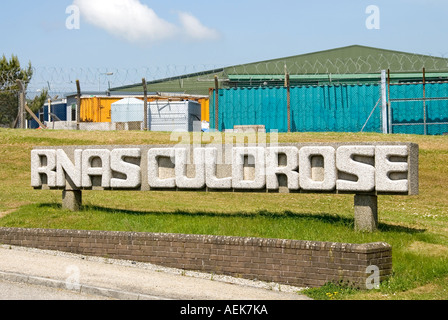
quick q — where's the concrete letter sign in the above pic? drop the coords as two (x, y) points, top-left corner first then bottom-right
(266, 147), (300, 191)
(232, 147), (266, 190)
(175, 148), (206, 189)
(31, 144), (418, 194)
(148, 148), (176, 189)
(82, 149), (111, 188)
(375, 146), (409, 193)
(31, 143), (419, 232)
(110, 149), (142, 189)
(57, 149), (82, 189)
(205, 147), (232, 190)
(336, 146), (376, 192)
(31, 149), (57, 188)
(299, 146), (337, 191)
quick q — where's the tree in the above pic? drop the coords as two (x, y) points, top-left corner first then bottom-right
(27, 88), (48, 115)
(0, 54), (47, 127)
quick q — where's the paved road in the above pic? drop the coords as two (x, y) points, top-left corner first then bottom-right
(0, 245), (312, 301)
(0, 278), (112, 300)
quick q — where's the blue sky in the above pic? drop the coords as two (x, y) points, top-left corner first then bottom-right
(1, 0), (448, 94)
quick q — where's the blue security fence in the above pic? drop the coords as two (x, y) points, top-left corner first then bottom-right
(211, 86), (287, 132)
(389, 82), (448, 135)
(210, 81), (448, 135)
(210, 84), (382, 133)
(289, 84), (381, 133)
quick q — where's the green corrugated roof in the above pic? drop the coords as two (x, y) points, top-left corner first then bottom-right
(227, 45), (448, 75)
(111, 45), (448, 95)
(113, 68), (224, 96)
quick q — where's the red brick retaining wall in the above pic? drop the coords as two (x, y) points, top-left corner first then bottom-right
(0, 227), (392, 288)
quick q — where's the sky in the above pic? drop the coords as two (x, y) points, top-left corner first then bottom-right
(1, 0), (448, 95)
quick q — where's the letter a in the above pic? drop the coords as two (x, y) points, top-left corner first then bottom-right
(66, 5), (80, 30)
(365, 5), (380, 30)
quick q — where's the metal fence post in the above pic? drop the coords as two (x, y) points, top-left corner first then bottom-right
(423, 68), (427, 135)
(142, 78), (148, 131)
(387, 69), (392, 134)
(214, 75), (219, 131)
(286, 73), (291, 133)
(381, 70), (388, 134)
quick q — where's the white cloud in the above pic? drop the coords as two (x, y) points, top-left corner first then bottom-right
(73, 0), (219, 43)
(178, 12), (220, 41)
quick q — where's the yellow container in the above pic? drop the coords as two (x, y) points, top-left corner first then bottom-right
(80, 97), (122, 123)
(198, 98), (210, 122)
(80, 96), (210, 123)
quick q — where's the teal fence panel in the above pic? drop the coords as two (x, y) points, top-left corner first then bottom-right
(389, 82), (448, 135)
(290, 84), (381, 133)
(210, 84), (382, 133)
(210, 87), (287, 132)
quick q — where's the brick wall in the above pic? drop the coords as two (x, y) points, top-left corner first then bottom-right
(0, 227), (392, 288)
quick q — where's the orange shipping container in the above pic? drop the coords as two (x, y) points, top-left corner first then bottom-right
(80, 97), (123, 123)
(80, 96), (209, 123)
(198, 98), (210, 122)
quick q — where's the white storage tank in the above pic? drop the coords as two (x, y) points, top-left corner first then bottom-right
(111, 98), (145, 123)
(149, 100), (201, 132)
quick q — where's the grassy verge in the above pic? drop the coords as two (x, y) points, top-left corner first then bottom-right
(0, 128), (447, 300)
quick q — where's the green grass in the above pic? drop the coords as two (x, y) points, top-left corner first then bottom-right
(1, 128), (448, 300)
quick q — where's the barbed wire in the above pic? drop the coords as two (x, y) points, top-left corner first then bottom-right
(25, 64), (224, 98)
(210, 52), (448, 81)
(2, 50), (447, 133)
(0, 51), (446, 100)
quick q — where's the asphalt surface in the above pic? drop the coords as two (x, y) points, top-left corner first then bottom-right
(0, 278), (112, 300)
(0, 245), (312, 301)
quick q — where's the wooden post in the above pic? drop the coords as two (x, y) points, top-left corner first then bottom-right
(142, 78), (148, 131)
(25, 103), (47, 129)
(48, 98), (51, 123)
(214, 75), (219, 131)
(15, 80), (26, 129)
(76, 80), (81, 130)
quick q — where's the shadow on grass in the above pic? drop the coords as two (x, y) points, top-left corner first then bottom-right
(36, 203), (426, 235)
